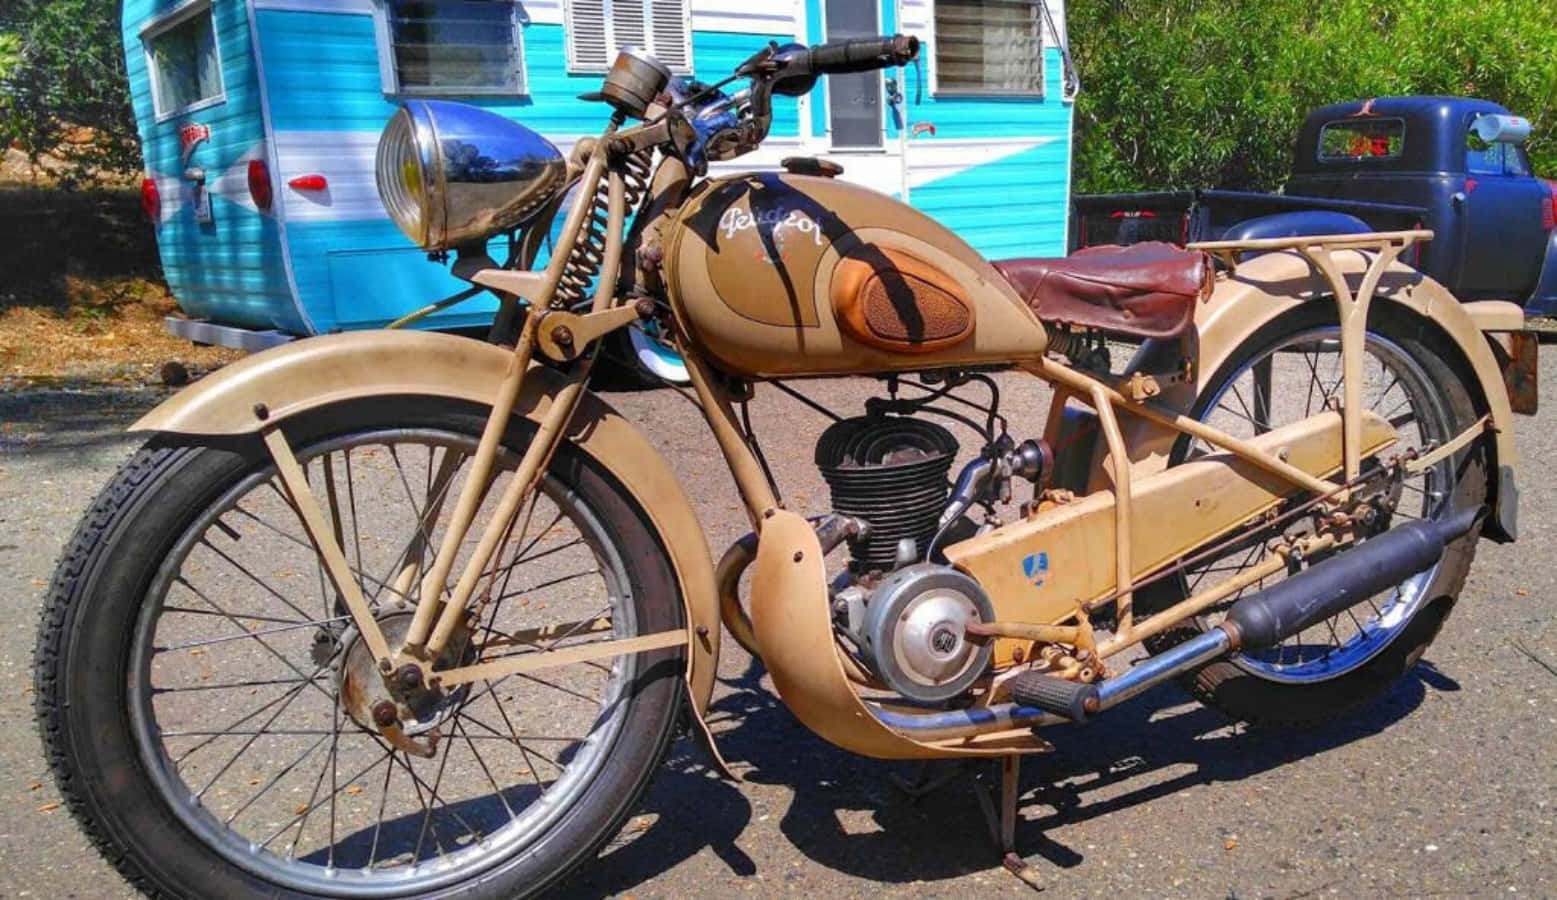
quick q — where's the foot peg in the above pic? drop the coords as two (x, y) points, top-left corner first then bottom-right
(1008, 671), (1099, 723)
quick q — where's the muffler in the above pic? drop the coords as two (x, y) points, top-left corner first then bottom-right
(1220, 506), (1479, 653)
(874, 508), (1481, 736)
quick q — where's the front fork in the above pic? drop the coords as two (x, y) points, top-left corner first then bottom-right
(260, 140), (688, 706)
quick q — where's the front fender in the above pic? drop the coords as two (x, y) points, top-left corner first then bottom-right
(1120, 250), (1519, 539)
(132, 331), (724, 717)
(1529, 227), (1557, 316)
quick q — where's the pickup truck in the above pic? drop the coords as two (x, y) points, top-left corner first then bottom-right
(1071, 96), (1557, 315)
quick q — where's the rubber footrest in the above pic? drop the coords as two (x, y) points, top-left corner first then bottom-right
(1008, 671), (1100, 723)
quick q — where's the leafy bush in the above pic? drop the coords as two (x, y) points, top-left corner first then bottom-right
(1069, 0), (1557, 193)
(1, 0), (1552, 197)
(0, 0), (138, 184)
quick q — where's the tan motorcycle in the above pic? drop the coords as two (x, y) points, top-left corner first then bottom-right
(38, 36), (1539, 897)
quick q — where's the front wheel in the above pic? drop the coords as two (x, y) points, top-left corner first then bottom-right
(1139, 305), (1488, 727)
(35, 397), (684, 898)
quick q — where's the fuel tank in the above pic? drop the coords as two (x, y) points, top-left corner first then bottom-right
(662, 172), (1048, 377)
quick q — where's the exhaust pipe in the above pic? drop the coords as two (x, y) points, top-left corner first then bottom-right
(874, 508), (1481, 736)
(1220, 506), (1479, 653)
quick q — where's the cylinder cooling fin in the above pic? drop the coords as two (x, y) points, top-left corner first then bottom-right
(814, 415), (957, 573)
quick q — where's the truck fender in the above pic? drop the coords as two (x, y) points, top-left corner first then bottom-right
(1120, 249), (1519, 541)
(1527, 228), (1557, 317)
(130, 330), (728, 745)
(1220, 210), (1373, 249)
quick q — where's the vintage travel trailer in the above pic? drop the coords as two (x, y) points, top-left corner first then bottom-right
(124, 0), (1076, 375)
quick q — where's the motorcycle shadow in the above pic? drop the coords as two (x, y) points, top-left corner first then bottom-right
(567, 653), (1457, 892)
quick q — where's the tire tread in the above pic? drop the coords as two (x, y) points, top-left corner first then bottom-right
(34, 445), (182, 899)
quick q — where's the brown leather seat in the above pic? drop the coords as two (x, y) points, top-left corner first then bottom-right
(994, 242), (1214, 340)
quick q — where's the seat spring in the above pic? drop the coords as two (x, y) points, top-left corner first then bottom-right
(1046, 329), (1087, 361)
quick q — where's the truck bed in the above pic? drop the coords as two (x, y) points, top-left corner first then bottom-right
(1071, 189), (1426, 251)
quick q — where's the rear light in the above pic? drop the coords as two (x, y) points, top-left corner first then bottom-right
(1543, 180), (1556, 231)
(288, 174), (328, 191)
(248, 159), (273, 211)
(140, 177), (160, 223)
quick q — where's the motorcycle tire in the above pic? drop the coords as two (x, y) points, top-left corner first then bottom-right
(1138, 304), (1488, 728)
(591, 325), (690, 391)
(35, 397), (684, 898)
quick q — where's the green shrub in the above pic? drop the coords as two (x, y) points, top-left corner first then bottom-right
(0, 1), (138, 185)
(1070, 0), (1557, 193)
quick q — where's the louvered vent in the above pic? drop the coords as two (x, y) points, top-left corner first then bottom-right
(933, 0), (1045, 96)
(564, 0), (691, 73)
(648, 0), (689, 70)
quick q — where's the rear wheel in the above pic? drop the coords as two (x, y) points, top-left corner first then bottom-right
(1139, 306), (1487, 727)
(36, 398), (683, 898)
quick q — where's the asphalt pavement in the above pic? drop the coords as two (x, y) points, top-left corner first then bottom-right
(1, 356), (1554, 899)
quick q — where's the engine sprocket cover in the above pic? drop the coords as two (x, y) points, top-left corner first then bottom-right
(859, 564), (994, 703)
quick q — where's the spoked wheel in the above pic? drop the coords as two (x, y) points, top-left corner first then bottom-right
(36, 398), (683, 898)
(1140, 306), (1487, 727)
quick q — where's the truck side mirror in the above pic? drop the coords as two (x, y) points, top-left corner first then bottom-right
(1471, 114), (1531, 145)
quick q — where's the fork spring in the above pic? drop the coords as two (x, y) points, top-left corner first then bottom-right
(554, 149), (652, 309)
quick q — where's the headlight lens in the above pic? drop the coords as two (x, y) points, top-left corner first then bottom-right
(375, 107), (428, 247)
(374, 100), (567, 251)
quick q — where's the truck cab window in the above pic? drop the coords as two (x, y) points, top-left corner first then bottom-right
(1505, 146), (1532, 178)
(1317, 119), (1404, 162)
(1465, 132), (1505, 176)
(387, 0), (524, 94)
(144, 3), (224, 119)
(1465, 135), (1533, 177)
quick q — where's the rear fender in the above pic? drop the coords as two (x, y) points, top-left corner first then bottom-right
(1119, 250), (1519, 540)
(131, 331), (726, 721)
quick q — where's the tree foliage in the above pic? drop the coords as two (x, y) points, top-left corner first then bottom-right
(1069, 0), (1557, 193)
(0, 0), (138, 184)
(1, 0), (1554, 196)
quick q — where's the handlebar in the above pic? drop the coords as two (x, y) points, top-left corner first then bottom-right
(669, 34), (919, 172)
(804, 34), (919, 75)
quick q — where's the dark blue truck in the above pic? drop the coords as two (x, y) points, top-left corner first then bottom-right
(1072, 97), (1557, 315)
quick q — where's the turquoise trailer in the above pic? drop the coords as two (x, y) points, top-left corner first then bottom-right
(124, 0), (1077, 370)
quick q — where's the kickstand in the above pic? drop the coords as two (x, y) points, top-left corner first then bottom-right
(972, 755), (1044, 892)
(888, 760), (966, 800)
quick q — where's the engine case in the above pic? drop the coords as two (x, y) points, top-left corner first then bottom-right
(662, 173), (1049, 377)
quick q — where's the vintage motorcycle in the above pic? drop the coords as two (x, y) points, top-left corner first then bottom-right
(38, 36), (1538, 898)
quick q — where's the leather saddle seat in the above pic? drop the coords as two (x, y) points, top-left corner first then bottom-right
(993, 242), (1215, 341)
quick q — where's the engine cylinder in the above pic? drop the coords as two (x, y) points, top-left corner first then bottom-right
(814, 416), (957, 573)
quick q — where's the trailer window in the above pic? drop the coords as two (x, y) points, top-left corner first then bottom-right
(144, 3), (224, 119)
(933, 0), (1046, 96)
(1317, 119), (1405, 162)
(563, 0), (692, 74)
(386, 0), (525, 94)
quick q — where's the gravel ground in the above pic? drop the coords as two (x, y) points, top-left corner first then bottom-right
(2, 352), (1555, 899)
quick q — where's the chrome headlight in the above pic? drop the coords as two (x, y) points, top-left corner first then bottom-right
(375, 100), (566, 251)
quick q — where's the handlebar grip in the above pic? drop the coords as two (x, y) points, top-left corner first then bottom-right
(807, 34), (919, 75)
